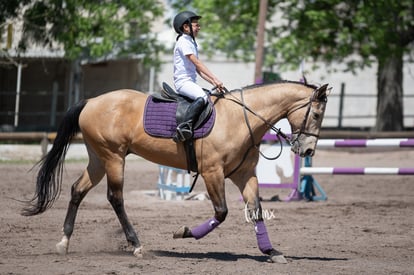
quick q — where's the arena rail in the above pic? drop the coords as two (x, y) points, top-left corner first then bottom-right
(0, 132), (82, 156)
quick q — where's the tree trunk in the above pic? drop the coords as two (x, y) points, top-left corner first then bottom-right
(376, 53), (404, 131)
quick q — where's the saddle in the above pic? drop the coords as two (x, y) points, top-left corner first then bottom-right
(144, 82), (215, 174)
(153, 82), (214, 130)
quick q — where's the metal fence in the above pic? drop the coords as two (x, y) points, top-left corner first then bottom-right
(321, 83), (414, 129)
(0, 87), (66, 131)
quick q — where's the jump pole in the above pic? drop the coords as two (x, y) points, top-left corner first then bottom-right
(301, 167), (414, 175)
(300, 138), (414, 201)
(316, 138), (414, 148)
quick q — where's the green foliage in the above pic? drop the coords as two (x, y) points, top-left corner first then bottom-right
(169, 0), (414, 72)
(2, 0), (164, 66)
(169, 0), (278, 62)
(0, 0), (28, 24)
(273, 0), (414, 71)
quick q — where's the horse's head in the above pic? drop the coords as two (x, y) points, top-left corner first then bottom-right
(288, 84), (329, 157)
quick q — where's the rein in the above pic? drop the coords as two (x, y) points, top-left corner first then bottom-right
(221, 88), (291, 178)
(220, 87), (315, 178)
(224, 89), (292, 146)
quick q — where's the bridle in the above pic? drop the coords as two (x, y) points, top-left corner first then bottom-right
(288, 90), (326, 145)
(216, 86), (324, 177)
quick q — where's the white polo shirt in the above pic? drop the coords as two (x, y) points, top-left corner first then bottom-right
(173, 34), (198, 90)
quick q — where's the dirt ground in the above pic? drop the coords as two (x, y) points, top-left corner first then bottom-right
(1, 148), (413, 275)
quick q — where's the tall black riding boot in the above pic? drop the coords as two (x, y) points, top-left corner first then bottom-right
(175, 97), (205, 142)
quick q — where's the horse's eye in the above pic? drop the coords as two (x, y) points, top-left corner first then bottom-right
(312, 113), (320, 120)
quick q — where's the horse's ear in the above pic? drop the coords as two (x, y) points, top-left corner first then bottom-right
(314, 84), (329, 101)
(317, 84), (328, 92)
(301, 74), (308, 85)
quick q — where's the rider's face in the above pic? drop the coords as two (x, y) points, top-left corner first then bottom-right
(183, 20), (200, 37)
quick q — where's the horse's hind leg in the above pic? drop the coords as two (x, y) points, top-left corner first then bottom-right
(105, 156), (142, 257)
(56, 151), (105, 255)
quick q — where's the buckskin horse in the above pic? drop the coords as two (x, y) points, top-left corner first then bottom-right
(22, 80), (329, 263)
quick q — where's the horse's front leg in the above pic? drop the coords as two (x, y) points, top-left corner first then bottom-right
(239, 175), (288, 264)
(173, 170), (227, 240)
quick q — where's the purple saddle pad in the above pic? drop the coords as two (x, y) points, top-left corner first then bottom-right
(143, 96), (215, 139)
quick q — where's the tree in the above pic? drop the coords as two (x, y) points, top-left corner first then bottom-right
(169, 0), (414, 131)
(0, 1), (30, 26)
(1, 0), (164, 67)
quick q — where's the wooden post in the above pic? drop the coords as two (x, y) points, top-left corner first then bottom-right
(338, 83), (345, 128)
(14, 64), (22, 127)
(50, 81), (58, 127)
(254, 0), (268, 84)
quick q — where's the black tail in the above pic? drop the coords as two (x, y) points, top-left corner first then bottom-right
(22, 100), (87, 216)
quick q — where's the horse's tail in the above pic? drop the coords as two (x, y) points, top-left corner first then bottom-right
(22, 100), (88, 216)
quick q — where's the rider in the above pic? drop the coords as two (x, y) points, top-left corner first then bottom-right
(173, 11), (224, 142)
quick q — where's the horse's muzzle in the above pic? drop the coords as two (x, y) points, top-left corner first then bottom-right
(290, 136), (317, 157)
(303, 148), (315, 157)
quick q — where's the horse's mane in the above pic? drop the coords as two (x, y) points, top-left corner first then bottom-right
(238, 80), (318, 92)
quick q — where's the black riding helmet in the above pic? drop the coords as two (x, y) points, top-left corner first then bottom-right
(173, 11), (202, 34)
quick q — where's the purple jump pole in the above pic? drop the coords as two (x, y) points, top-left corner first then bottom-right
(317, 138), (414, 148)
(300, 167), (414, 175)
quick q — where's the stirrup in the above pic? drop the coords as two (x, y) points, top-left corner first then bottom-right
(174, 122), (193, 142)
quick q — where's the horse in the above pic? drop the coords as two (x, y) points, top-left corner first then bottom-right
(22, 80), (329, 263)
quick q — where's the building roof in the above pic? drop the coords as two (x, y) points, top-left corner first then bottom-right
(2, 48), (65, 59)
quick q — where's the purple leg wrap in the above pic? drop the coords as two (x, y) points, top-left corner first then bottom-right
(255, 220), (273, 253)
(191, 217), (220, 240)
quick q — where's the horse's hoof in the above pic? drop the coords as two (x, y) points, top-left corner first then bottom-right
(133, 246), (143, 258)
(268, 249), (288, 264)
(173, 226), (192, 239)
(56, 238), (69, 255)
(269, 254), (288, 264)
